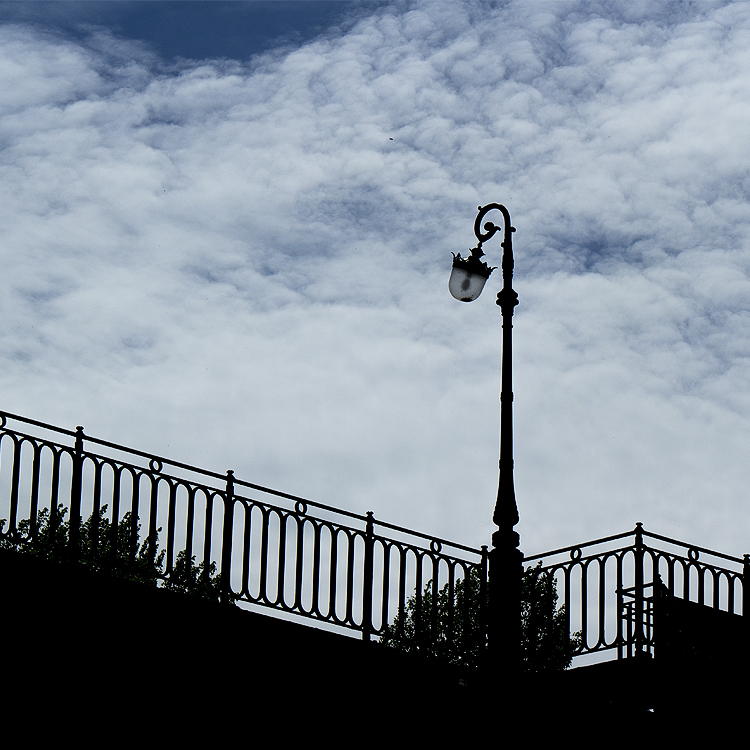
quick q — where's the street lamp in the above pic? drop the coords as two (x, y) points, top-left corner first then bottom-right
(450, 203), (523, 673)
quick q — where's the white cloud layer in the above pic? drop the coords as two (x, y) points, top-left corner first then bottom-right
(2, 0), (750, 558)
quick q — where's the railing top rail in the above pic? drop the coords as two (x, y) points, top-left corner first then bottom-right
(642, 529), (746, 566)
(0, 409), (482, 557)
(523, 529), (634, 563)
(525, 524), (747, 568)
(0, 410), (78, 439)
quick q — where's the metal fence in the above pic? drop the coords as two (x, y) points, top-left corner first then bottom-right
(0, 410), (486, 649)
(525, 524), (749, 662)
(3, 409), (746, 667)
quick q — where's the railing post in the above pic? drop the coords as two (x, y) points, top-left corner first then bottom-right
(634, 522), (645, 658)
(220, 470), (235, 605)
(69, 426), (84, 562)
(479, 545), (489, 665)
(362, 511), (375, 642)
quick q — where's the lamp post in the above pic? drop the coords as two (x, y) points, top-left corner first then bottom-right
(449, 203), (523, 674)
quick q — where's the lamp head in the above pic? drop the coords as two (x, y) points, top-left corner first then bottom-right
(449, 246), (495, 302)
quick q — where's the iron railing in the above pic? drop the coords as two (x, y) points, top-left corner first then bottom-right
(0, 410), (486, 648)
(2, 409), (746, 667)
(525, 524), (749, 663)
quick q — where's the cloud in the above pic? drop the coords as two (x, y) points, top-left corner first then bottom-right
(1, 1), (750, 561)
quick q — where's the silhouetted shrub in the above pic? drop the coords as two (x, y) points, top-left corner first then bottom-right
(380, 563), (581, 671)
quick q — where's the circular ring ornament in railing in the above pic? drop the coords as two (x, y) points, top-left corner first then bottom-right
(688, 547), (700, 561)
(149, 458), (163, 473)
(295, 500), (307, 516)
(430, 539), (442, 553)
(570, 547), (582, 561)
(0, 414), (6, 428)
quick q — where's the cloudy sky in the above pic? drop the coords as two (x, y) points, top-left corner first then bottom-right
(2, 0), (750, 562)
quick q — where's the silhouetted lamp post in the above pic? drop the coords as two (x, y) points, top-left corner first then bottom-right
(449, 203), (523, 673)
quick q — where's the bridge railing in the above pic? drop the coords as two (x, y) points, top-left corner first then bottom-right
(0, 410), (486, 648)
(525, 524), (748, 662)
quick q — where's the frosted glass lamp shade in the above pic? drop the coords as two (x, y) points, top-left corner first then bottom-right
(449, 266), (488, 302)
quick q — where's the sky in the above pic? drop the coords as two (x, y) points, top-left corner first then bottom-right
(2, 0), (750, 564)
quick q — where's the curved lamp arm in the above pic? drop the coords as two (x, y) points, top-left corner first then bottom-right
(449, 204), (516, 302)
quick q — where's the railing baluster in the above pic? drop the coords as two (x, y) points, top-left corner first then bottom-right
(49, 448), (61, 548)
(185, 487), (195, 565)
(379, 539), (391, 637)
(241, 501), (252, 599)
(29, 441), (41, 540)
(259, 507), (270, 604)
(397, 545), (407, 638)
(430, 552), (439, 650)
(345, 529), (355, 626)
(667, 555), (675, 596)
(446, 563), (455, 653)
(202, 490), (214, 586)
(294, 514), (305, 612)
(597, 556), (606, 650)
(165, 480), (177, 575)
(110, 466), (121, 560)
(713, 568), (720, 609)
(328, 526), (338, 621)
(276, 511), (287, 607)
(91, 460), (103, 558)
(311, 520), (322, 617)
(616, 552), (624, 659)
(580, 559), (588, 652)
(415, 553), (424, 647)
(428, 545), (440, 643)
(682, 557), (689, 601)
(147, 473), (159, 567)
(8, 435), (22, 536)
(129, 469), (140, 562)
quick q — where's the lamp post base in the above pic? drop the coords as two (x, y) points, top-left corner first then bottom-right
(489, 532), (524, 675)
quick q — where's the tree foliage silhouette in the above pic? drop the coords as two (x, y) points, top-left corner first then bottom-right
(1, 504), (231, 602)
(380, 563), (581, 672)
